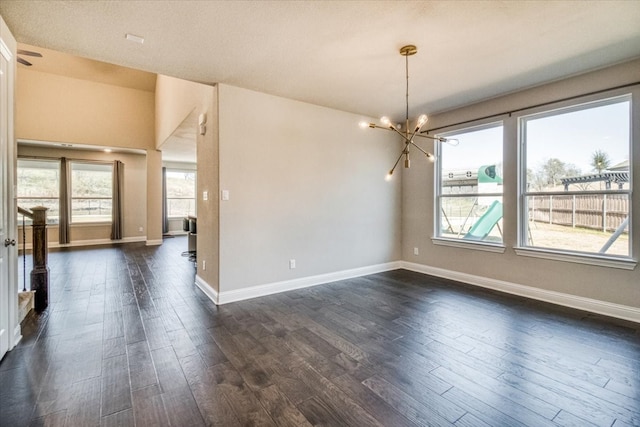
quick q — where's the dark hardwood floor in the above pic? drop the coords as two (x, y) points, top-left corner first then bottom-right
(1, 236), (639, 426)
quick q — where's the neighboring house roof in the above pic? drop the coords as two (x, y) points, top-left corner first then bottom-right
(608, 160), (629, 171)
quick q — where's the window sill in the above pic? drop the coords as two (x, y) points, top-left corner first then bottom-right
(431, 237), (506, 253)
(514, 247), (637, 270)
(70, 222), (112, 227)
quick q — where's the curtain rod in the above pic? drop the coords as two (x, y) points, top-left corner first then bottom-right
(422, 81), (640, 135)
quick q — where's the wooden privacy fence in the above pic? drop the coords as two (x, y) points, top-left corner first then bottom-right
(529, 194), (628, 232)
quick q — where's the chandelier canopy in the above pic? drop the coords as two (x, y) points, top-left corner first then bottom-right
(359, 45), (458, 180)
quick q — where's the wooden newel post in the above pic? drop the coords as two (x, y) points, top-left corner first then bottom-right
(30, 206), (49, 312)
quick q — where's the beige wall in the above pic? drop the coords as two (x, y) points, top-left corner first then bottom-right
(402, 59), (640, 309)
(155, 74), (217, 289)
(17, 69), (155, 150)
(217, 84), (402, 292)
(17, 145), (147, 245)
(155, 74), (213, 149)
(16, 67), (160, 245)
(146, 149), (163, 244)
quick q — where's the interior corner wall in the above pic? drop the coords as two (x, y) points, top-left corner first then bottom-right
(402, 58), (640, 310)
(195, 85), (219, 293)
(155, 74), (213, 149)
(217, 84), (402, 293)
(17, 68), (155, 150)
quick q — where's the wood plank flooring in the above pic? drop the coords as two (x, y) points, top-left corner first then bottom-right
(1, 236), (639, 426)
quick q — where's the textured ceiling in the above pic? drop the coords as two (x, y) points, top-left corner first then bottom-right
(18, 43), (156, 92)
(2, 1), (640, 122)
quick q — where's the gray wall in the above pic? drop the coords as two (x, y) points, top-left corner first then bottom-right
(218, 84), (402, 292)
(402, 59), (640, 309)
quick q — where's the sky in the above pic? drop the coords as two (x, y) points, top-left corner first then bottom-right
(437, 98), (630, 176)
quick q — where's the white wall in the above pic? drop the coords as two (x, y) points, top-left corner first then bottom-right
(217, 84), (402, 293)
(402, 59), (640, 312)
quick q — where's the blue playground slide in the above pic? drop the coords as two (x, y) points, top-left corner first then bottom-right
(463, 200), (503, 241)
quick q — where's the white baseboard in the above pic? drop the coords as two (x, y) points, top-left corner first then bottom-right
(195, 274), (219, 304)
(192, 258), (640, 324)
(12, 324), (22, 349)
(216, 261), (402, 305)
(401, 261), (640, 324)
(146, 239), (163, 246)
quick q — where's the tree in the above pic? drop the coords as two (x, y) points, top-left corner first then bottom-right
(527, 168), (546, 191)
(542, 158), (567, 187)
(532, 158), (583, 190)
(591, 149), (610, 173)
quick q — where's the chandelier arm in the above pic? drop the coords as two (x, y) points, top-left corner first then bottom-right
(389, 149), (405, 175)
(409, 142), (431, 157)
(407, 123), (426, 143)
(389, 126), (412, 143)
(369, 124), (412, 143)
(413, 133), (443, 141)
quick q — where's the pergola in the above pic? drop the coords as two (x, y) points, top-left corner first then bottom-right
(560, 171), (629, 191)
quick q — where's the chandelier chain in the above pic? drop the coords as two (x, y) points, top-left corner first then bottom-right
(405, 53), (409, 125)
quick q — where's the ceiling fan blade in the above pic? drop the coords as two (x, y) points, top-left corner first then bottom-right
(17, 49), (43, 57)
(17, 57), (32, 66)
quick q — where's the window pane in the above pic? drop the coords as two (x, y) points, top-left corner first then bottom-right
(166, 170), (196, 217)
(436, 124), (503, 243)
(71, 162), (113, 223)
(440, 196), (503, 242)
(521, 96), (631, 258)
(525, 194), (629, 256)
(17, 159), (60, 224)
(524, 100), (630, 192)
(166, 171), (195, 198)
(71, 199), (113, 223)
(71, 162), (112, 198)
(167, 198), (196, 217)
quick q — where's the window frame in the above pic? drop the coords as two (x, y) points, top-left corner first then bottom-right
(516, 93), (634, 268)
(433, 121), (505, 252)
(16, 158), (61, 225)
(69, 160), (113, 225)
(165, 168), (197, 218)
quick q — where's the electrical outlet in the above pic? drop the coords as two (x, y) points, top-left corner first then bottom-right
(139, 226), (143, 232)
(289, 259), (296, 269)
(221, 190), (230, 201)
(202, 260), (206, 271)
(414, 247), (419, 255)
(203, 191), (208, 201)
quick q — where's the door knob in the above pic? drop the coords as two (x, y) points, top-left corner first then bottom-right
(4, 238), (16, 247)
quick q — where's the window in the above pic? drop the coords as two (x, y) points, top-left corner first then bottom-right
(70, 162), (113, 223)
(519, 95), (631, 258)
(435, 123), (503, 245)
(17, 159), (60, 224)
(165, 170), (196, 217)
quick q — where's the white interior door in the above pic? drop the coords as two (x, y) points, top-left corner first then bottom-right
(0, 16), (17, 361)
(0, 42), (9, 360)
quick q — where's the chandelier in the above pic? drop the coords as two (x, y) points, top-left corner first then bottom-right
(359, 45), (458, 180)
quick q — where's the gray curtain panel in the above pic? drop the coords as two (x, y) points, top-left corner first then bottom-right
(58, 157), (70, 244)
(111, 160), (124, 240)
